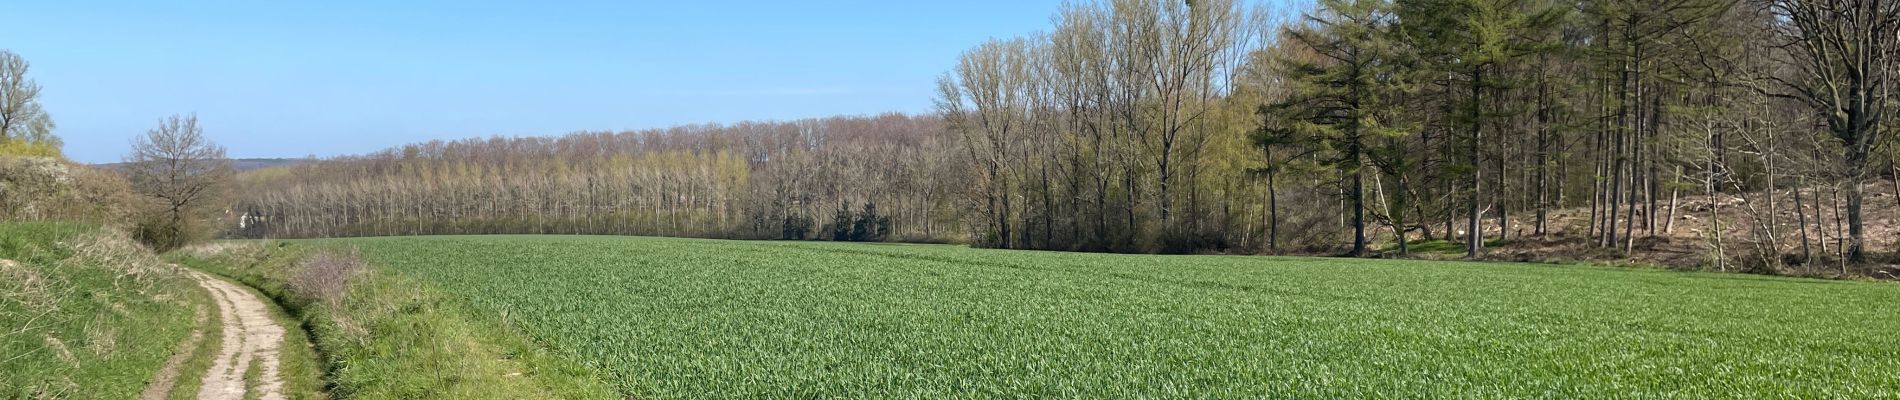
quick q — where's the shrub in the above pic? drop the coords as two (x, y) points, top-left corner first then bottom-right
(827, 205), (853, 241)
(0, 157), (138, 226)
(0, 141), (62, 158)
(780, 213), (813, 240)
(822, 202), (893, 242)
(130, 207), (219, 252)
(0, 157), (69, 220)
(850, 202), (892, 242)
(290, 247), (365, 307)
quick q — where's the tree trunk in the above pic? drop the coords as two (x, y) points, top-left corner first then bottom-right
(1646, 95), (1665, 236)
(1830, 184), (1845, 270)
(1664, 166), (1681, 234)
(1394, 168), (1411, 257)
(1709, 179), (1725, 272)
(1268, 169), (1280, 254)
(1041, 163), (1054, 249)
(1590, 118), (1606, 240)
(1536, 86), (1550, 238)
(1845, 149), (1868, 265)
(1794, 176), (1812, 268)
(1606, 57), (1630, 249)
(1497, 144), (1510, 243)
(1351, 153), (1368, 257)
(1466, 67), (1485, 259)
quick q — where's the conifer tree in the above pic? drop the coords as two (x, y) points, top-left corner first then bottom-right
(1264, 0), (1415, 257)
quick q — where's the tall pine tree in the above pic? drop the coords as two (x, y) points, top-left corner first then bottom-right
(1263, 0), (1415, 257)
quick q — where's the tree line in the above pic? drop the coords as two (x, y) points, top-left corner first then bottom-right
(936, 0), (1900, 272)
(232, 115), (966, 242)
(214, 0), (1900, 273)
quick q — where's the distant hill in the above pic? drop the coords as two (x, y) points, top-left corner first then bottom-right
(228, 158), (307, 172)
(95, 158), (305, 173)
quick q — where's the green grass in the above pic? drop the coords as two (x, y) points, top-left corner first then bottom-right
(0, 223), (207, 398)
(171, 242), (618, 399)
(306, 235), (1900, 398)
(160, 307), (219, 400)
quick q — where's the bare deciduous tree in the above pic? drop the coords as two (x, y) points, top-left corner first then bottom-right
(125, 114), (232, 250)
(939, 38), (1036, 249)
(1768, 0), (1900, 264)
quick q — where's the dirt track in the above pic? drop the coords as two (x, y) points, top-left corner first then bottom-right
(180, 270), (288, 400)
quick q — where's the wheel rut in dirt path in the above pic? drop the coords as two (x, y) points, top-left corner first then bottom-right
(172, 269), (292, 400)
(137, 308), (207, 400)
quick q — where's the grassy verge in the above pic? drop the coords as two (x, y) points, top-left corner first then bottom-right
(0, 223), (205, 398)
(158, 307), (218, 400)
(262, 283), (329, 400)
(169, 242), (616, 399)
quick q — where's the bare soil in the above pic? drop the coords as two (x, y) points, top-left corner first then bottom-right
(1451, 181), (1900, 278)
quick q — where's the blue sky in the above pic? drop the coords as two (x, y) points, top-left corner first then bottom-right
(10, 1), (1073, 163)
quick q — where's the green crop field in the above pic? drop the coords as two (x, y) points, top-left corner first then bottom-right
(314, 235), (1900, 398)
